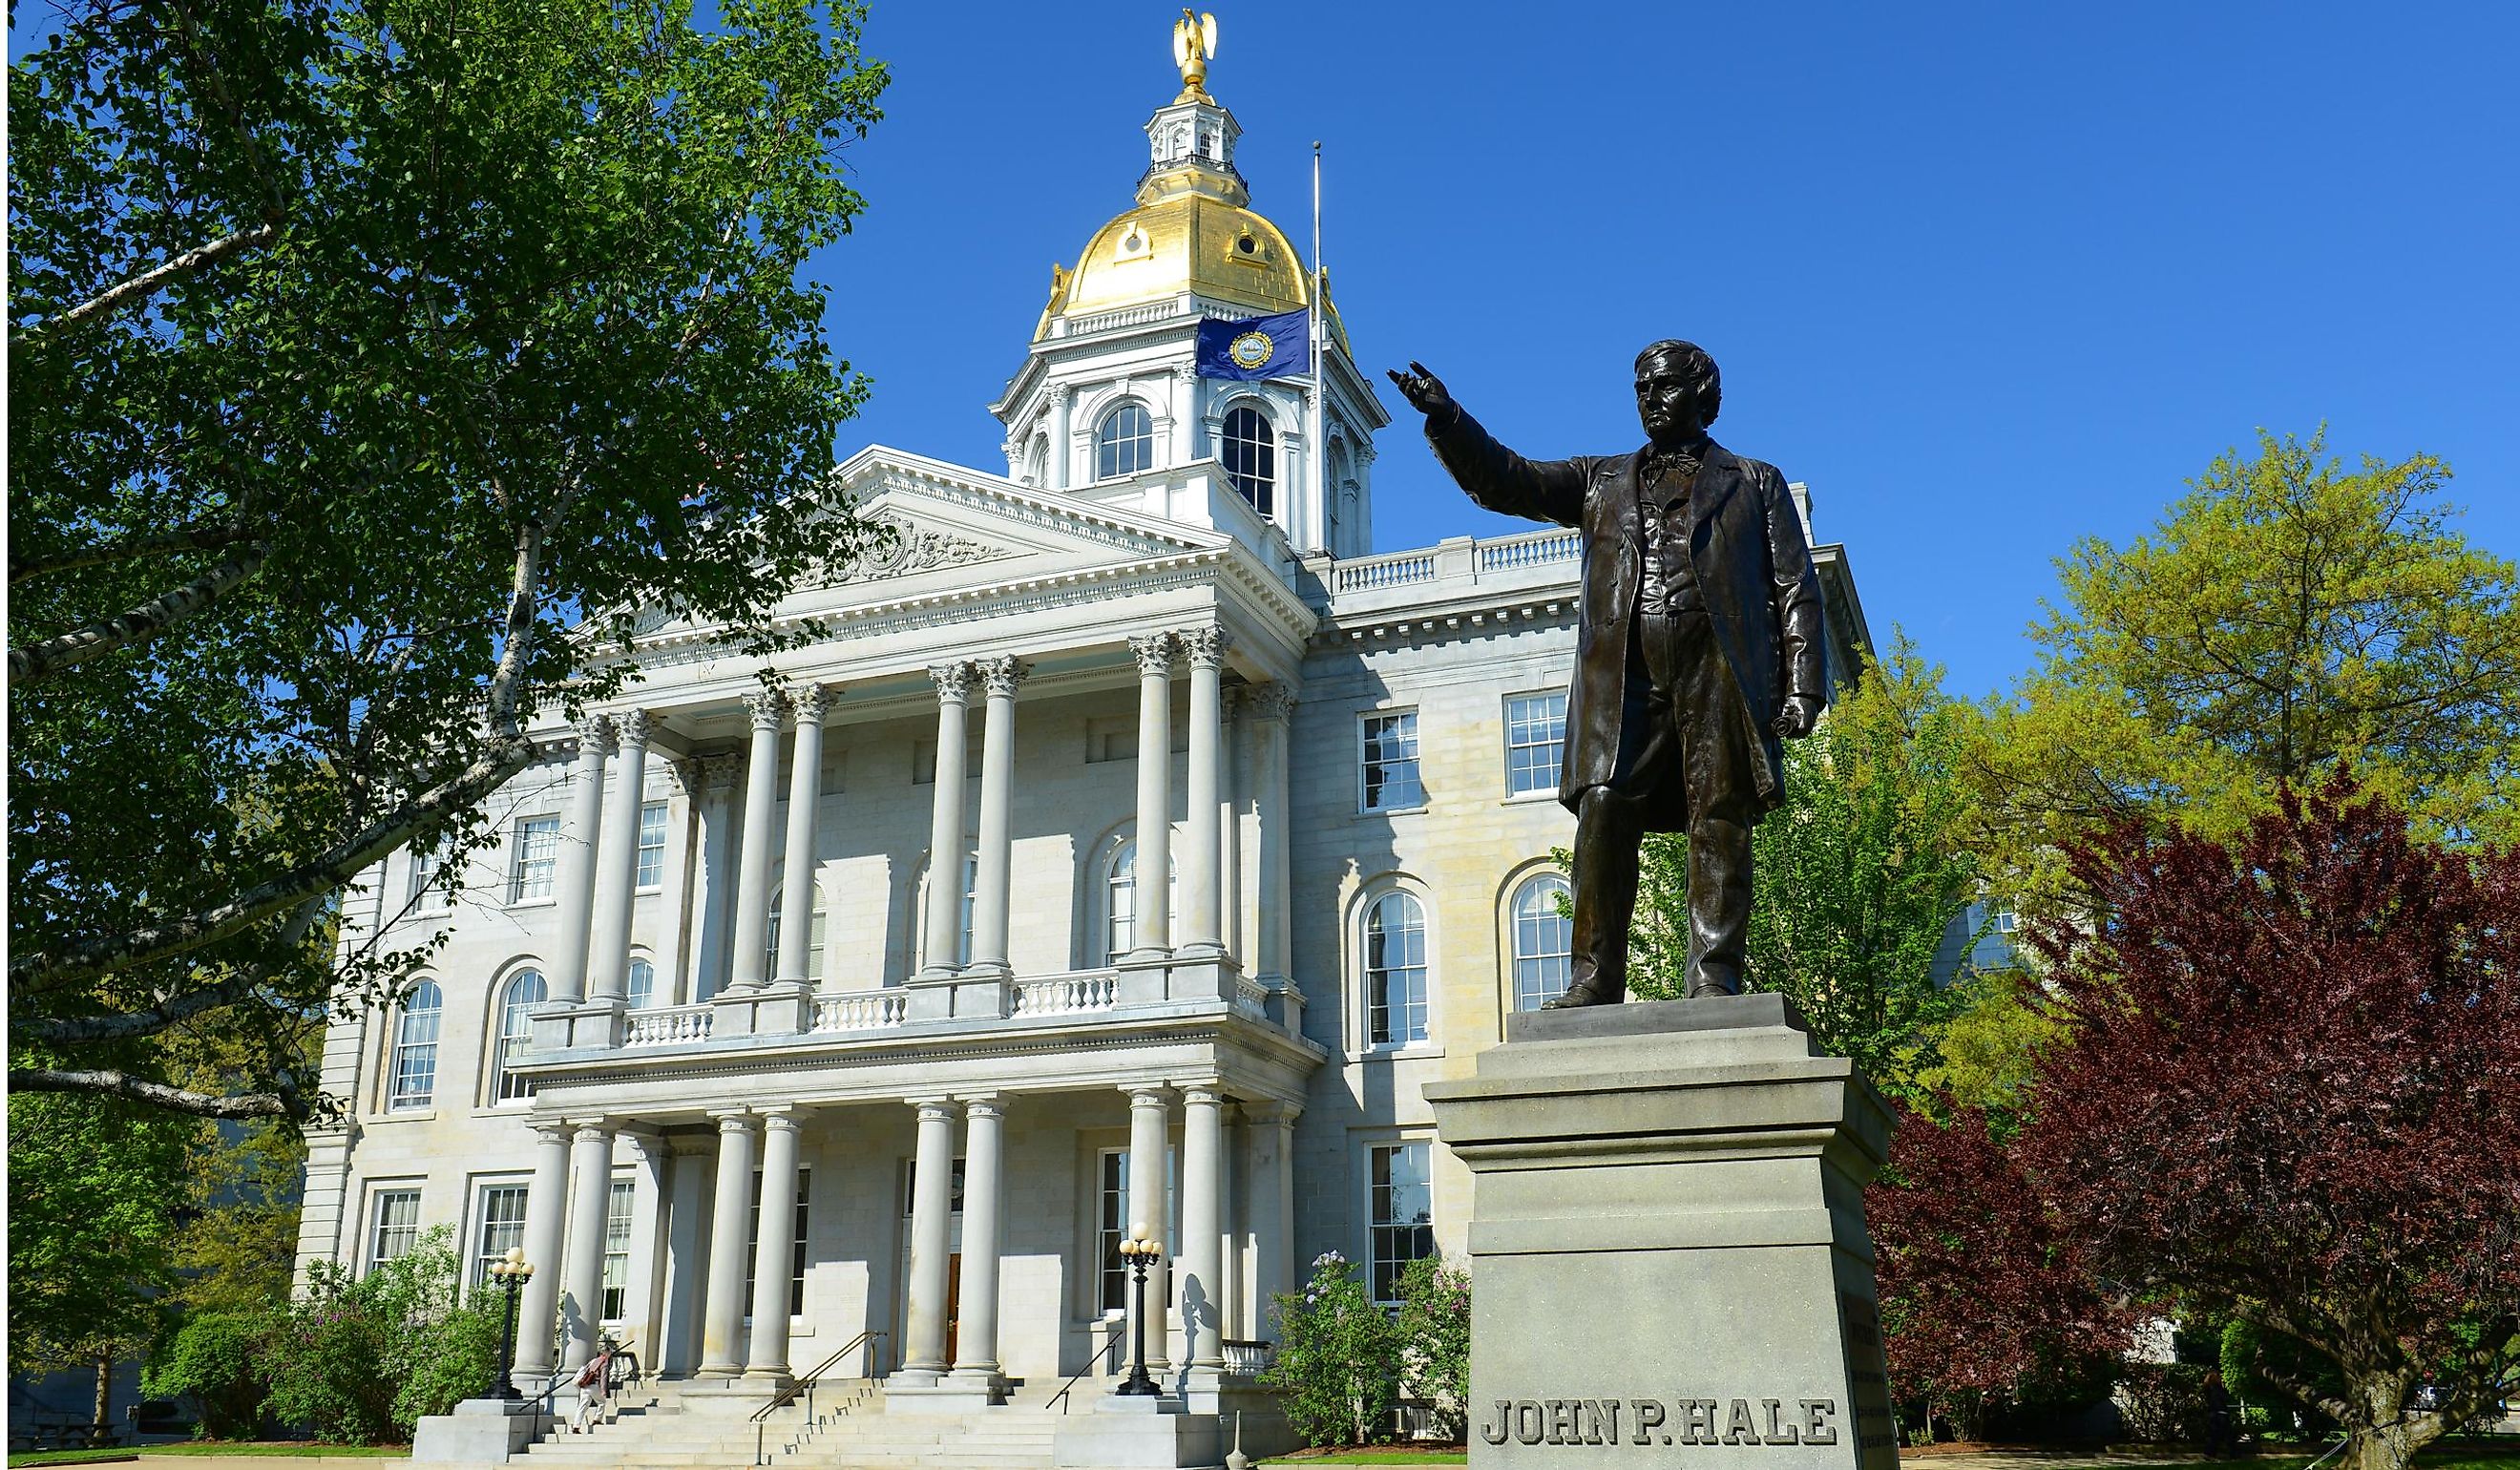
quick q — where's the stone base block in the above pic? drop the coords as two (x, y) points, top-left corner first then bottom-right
(530, 999), (622, 1051)
(411, 1397), (549, 1464)
(885, 1372), (1009, 1412)
(1054, 1396), (1225, 1470)
(670, 1376), (783, 1416)
(1423, 993), (1899, 1470)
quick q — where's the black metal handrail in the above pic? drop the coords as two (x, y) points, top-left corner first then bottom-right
(751, 1330), (887, 1466)
(1049, 1317), (1130, 1415)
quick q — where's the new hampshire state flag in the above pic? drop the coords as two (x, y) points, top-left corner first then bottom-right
(1195, 308), (1310, 381)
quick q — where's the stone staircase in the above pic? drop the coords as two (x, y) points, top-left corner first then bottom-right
(513, 1379), (1066, 1470)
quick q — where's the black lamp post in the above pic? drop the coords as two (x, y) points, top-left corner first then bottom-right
(1116, 1228), (1163, 1397)
(489, 1247), (536, 1401)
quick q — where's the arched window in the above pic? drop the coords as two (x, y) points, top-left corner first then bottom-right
(1096, 402), (1154, 480)
(626, 957), (656, 1011)
(1508, 873), (1574, 1011)
(1105, 836), (1180, 964)
(388, 979), (444, 1110)
(765, 888), (830, 983)
(493, 969), (545, 1102)
(1222, 405), (1276, 516)
(1025, 434), (1048, 488)
(1364, 892), (1429, 1046)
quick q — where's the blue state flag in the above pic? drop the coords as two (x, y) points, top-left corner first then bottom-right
(1195, 308), (1310, 381)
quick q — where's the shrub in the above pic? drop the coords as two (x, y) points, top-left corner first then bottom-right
(1263, 1250), (1398, 1447)
(141, 1311), (274, 1439)
(264, 1225), (474, 1443)
(1392, 1253), (1470, 1442)
(2115, 1362), (2210, 1443)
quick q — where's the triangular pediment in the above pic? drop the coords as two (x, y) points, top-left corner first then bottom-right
(806, 445), (1224, 602)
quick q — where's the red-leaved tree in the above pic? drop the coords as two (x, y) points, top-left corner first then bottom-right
(1871, 1098), (2133, 1441)
(2015, 772), (2520, 1470)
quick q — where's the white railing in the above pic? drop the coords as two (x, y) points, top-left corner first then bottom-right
(1223, 1339), (1276, 1377)
(1062, 300), (1184, 337)
(1480, 528), (1581, 572)
(1010, 971), (1120, 1017)
(812, 992), (909, 1033)
(624, 1003), (713, 1047)
(1232, 975), (1270, 1018)
(1334, 552), (1436, 593)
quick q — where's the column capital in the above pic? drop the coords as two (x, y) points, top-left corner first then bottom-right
(1127, 632), (1177, 678)
(976, 655), (1033, 700)
(1124, 1083), (1173, 1109)
(709, 1108), (757, 1134)
(531, 1123), (574, 1147)
(577, 714), (617, 757)
(1179, 1083), (1227, 1108)
(757, 1108), (802, 1133)
(1240, 1098), (1302, 1125)
(959, 1093), (1007, 1120)
(929, 662), (976, 705)
(1245, 682), (1298, 724)
(908, 1095), (957, 1122)
(789, 683), (836, 724)
(1178, 626), (1229, 672)
(680, 750), (745, 795)
(569, 1120), (614, 1144)
(612, 708), (653, 747)
(744, 686), (788, 730)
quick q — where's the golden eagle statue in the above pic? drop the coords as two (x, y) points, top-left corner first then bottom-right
(1172, 10), (1218, 100)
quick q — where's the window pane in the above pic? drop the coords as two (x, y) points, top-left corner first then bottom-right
(1360, 712), (1424, 812)
(745, 1170), (811, 1318)
(389, 981), (442, 1109)
(1511, 874), (1574, 1011)
(601, 1178), (635, 1321)
(474, 1184), (530, 1289)
(1366, 892), (1428, 1044)
(636, 801), (668, 889)
(1505, 692), (1567, 797)
(1370, 1144), (1435, 1302)
(626, 958), (656, 1011)
(509, 815), (559, 902)
(369, 1189), (422, 1270)
(1223, 406), (1275, 517)
(1097, 403), (1154, 480)
(495, 971), (545, 1102)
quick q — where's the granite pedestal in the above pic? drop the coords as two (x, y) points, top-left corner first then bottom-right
(1422, 994), (1897, 1470)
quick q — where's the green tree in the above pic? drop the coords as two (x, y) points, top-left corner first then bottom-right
(9, 0), (891, 1120)
(263, 1226), (498, 1443)
(7, 1092), (206, 1428)
(1963, 430), (2520, 916)
(1264, 1250), (1400, 1448)
(1620, 637), (1984, 1098)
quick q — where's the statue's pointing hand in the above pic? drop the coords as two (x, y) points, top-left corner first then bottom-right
(1386, 361), (1455, 422)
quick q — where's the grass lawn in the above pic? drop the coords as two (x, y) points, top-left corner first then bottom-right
(10, 1448), (409, 1467)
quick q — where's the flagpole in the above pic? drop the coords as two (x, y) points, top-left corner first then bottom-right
(1310, 140), (1326, 556)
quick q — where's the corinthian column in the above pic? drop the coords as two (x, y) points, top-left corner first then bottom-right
(967, 656), (1031, 978)
(1177, 627), (1228, 957)
(918, 664), (974, 978)
(726, 688), (788, 992)
(546, 717), (613, 1004)
(775, 687), (833, 991)
(1125, 635), (1176, 961)
(586, 711), (650, 1002)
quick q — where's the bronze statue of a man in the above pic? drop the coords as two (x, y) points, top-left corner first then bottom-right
(1389, 342), (1827, 1004)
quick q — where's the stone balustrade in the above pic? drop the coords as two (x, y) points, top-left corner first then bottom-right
(1009, 970), (1121, 1017)
(624, 1003), (713, 1047)
(812, 991), (911, 1033)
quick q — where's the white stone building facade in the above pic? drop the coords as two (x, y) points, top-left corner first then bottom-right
(294, 47), (1872, 1417)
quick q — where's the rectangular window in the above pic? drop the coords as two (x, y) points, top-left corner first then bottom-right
(368, 1187), (422, 1270)
(473, 1183), (531, 1289)
(745, 1169), (810, 1319)
(407, 841), (455, 909)
(507, 815), (560, 903)
(1504, 691), (1567, 798)
(1094, 1146), (1177, 1313)
(600, 1177), (636, 1321)
(1369, 1143), (1435, 1303)
(635, 801), (668, 890)
(1359, 711), (1424, 812)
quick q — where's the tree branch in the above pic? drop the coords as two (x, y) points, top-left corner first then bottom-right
(8, 539), (271, 686)
(10, 519), (264, 585)
(14, 222), (279, 342)
(9, 735), (536, 992)
(9, 1067), (293, 1120)
(17, 895), (326, 1046)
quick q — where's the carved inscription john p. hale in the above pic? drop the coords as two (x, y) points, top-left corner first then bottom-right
(1477, 1396), (1840, 1449)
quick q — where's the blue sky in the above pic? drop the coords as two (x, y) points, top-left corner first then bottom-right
(826, 4), (2520, 698)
